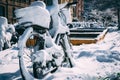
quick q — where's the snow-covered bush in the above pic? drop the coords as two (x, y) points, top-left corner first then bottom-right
(84, 0), (118, 28)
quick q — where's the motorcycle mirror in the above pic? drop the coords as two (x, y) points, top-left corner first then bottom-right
(60, 1), (78, 10)
(66, 1), (78, 8)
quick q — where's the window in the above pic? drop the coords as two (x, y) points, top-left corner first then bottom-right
(21, 0), (27, 2)
(0, 5), (5, 17)
(58, 0), (61, 4)
(44, 0), (53, 6)
(73, 0), (77, 2)
(12, 7), (16, 18)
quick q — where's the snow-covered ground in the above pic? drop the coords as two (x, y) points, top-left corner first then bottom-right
(0, 29), (120, 80)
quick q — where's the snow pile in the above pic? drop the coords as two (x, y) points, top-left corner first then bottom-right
(0, 47), (20, 80)
(0, 30), (120, 80)
(45, 30), (120, 80)
(70, 30), (120, 79)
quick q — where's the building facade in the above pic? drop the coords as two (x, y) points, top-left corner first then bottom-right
(59, 0), (84, 21)
(0, 0), (35, 23)
(58, 0), (73, 3)
(77, 0), (84, 21)
(73, 0), (84, 21)
(0, 0), (83, 23)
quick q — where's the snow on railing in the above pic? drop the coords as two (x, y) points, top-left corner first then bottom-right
(67, 22), (104, 29)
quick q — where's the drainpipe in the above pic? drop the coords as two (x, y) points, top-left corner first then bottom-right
(6, 0), (8, 22)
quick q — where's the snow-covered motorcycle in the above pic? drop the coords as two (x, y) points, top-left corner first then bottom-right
(15, 1), (75, 79)
(0, 17), (15, 51)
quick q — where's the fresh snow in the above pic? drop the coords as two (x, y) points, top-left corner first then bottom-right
(15, 6), (50, 29)
(0, 29), (120, 80)
(0, 0), (120, 79)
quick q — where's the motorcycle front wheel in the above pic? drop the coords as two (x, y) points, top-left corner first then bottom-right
(18, 27), (46, 80)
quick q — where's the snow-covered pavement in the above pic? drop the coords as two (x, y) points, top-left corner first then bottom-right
(0, 30), (120, 80)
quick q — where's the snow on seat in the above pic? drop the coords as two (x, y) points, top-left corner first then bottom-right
(15, 6), (50, 29)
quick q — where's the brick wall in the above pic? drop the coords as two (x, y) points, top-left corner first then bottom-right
(0, 0), (35, 23)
